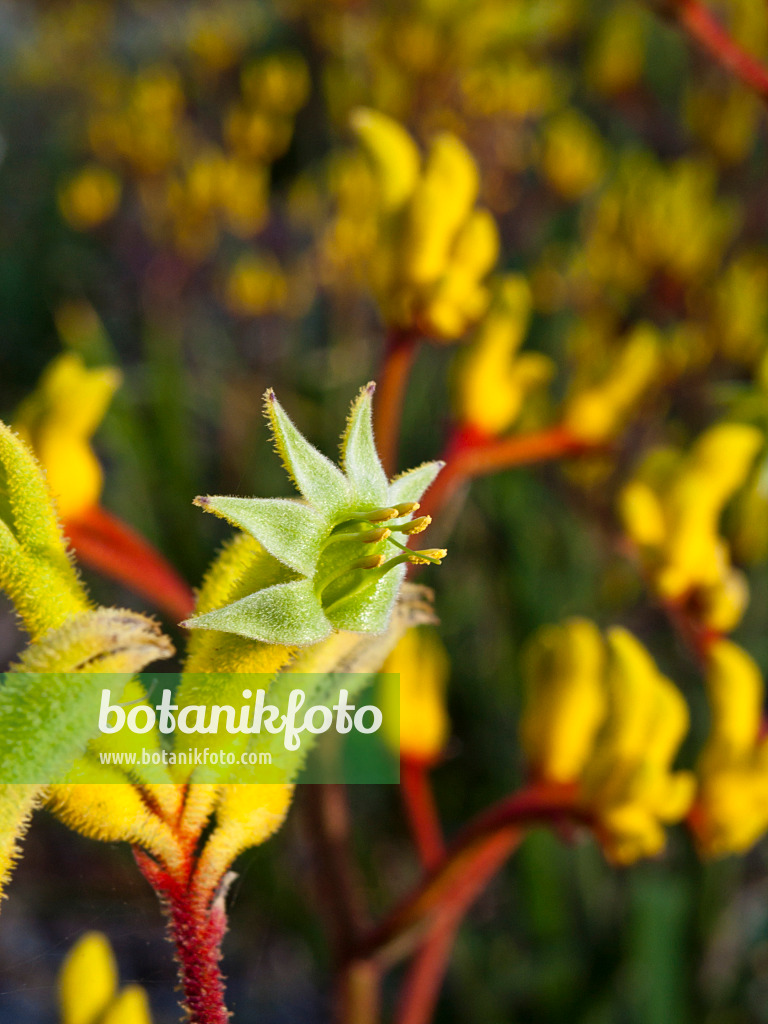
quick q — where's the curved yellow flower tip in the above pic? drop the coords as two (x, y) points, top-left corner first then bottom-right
(701, 640), (762, 772)
(456, 274), (554, 436)
(59, 932), (117, 1024)
(618, 480), (666, 549)
(520, 618), (606, 783)
(101, 985), (153, 1024)
(659, 423), (762, 604)
(351, 108), (421, 212)
(14, 352), (122, 520)
(47, 780), (184, 876)
(379, 626), (451, 766)
(693, 640), (768, 858)
(403, 132), (479, 288)
(563, 323), (660, 442)
(59, 933), (153, 1024)
(58, 165), (121, 231)
(193, 784), (294, 901)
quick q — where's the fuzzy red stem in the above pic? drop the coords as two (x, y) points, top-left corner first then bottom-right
(65, 504), (195, 622)
(400, 759), (445, 871)
(665, 0), (768, 103)
(374, 329), (420, 477)
(135, 850), (230, 1024)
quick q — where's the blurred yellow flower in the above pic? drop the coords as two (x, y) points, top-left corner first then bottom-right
(59, 932), (152, 1024)
(522, 622), (694, 864)
(539, 110), (606, 200)
(14, 353), (121, 520)
(379, 626), (451, 766)
(587, 2), (648, 95)
(619, 422), (763, 631)
(345, 109), (499, 340)
(456, 274), (554, 436)
(563, 322), (660, 442)
(692, 640), (768, 857)
(58, 165), (121, 230)
(225, 253), (288, 316)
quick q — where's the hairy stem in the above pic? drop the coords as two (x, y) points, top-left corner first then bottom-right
(135, 849), (231, 1024)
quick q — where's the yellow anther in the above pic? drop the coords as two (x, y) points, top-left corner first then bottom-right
(398, 516), (431, 535)
(393, 501), (421, 516)
(351, 554), (386, 570)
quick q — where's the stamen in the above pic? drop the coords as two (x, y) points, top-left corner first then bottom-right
(393, 501), (420, 516)
(407, 548), (447, 565)
(351, 554), (386, 570)
(343, 506), (399, 523)
(326, 526), (392, 545)
(392, 515), (431, 536)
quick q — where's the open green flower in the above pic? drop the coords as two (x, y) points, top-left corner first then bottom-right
(183, 382), (445, 646)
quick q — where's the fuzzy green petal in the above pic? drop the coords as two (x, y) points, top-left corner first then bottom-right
(264, 390), (351, 516)
(326, 563), (407, 634)
(195, 496), (325, 576)
(341, 382), (389, 506)
(184, 578), (333, 647)
(388, 460), (445, 505)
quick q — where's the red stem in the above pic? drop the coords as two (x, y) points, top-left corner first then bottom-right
(65, 504), (195, 622)
(421, 424), (602, 522)
(667, 0), (768, 103)
(374, 329), (420, 477)
(135, 849), (231, 1024)
(394, 829), (521, 1024)
(400, 759), (445, 871)
(357, 783), (582, 961)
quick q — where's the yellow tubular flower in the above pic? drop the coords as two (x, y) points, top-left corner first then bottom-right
(379, 626), (451, 766)
(403, 132), (479, 288)
(563, 323), (660, 442)
(346, 111), (499, 341)
(521, 622), (694, 865)
(351, 107), (421, 212)
(14, 352), (121, 520)
(619, 423), (763, 628)
(521, 618), (606, 783)
(694, 640), (768, 857)
(659, 424), (763, 599)
(59, 933), (153, 1024)
(193, 784), (294, 900)
(456, 274), (554, 436)
(58, 165), (121, 230)
(580, 628), (695, 864)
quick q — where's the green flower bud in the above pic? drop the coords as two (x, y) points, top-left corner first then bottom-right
(183, 382), (445, 646)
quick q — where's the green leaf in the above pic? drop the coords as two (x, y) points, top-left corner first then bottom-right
(388, 460), (445, 505)
(326, 564), (406, 633)
(184, 578), (333, 646)
(341, 382), (389, 506)
(195, 496), (325, 576)
(264, 390), (351, 516)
